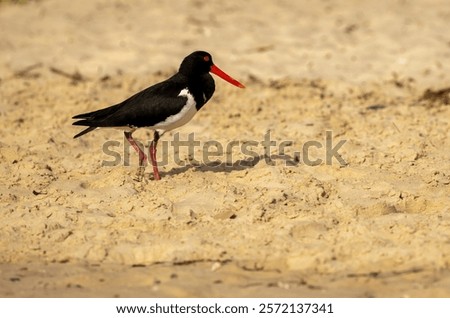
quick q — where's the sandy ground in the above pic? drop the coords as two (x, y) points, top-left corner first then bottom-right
(0, 0), (449, 297)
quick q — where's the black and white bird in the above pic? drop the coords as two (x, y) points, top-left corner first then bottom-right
(73, 51), (245, 180)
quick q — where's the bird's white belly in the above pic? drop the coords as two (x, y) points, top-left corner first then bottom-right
(153, 88), (197, 131)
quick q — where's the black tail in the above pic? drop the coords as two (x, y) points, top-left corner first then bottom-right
(72, 103), (123, 138)
(73, 126), (97, 138)
(73, 103), (122, 120)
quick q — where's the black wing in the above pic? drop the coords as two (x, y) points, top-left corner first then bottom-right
(73, 75), (189, 138)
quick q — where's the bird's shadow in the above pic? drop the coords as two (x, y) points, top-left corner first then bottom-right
(160, 154), (299, 178)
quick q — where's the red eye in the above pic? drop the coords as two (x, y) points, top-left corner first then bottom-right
(203, 55), (210, 62)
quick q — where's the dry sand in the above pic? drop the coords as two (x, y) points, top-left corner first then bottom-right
(0, 0), (449, 297)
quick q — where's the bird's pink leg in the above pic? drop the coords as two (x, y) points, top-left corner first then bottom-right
(149, 131), (161, 180)
(124, 131), (147, 181)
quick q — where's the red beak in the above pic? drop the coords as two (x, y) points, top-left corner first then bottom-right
(210, 64), (245, 88)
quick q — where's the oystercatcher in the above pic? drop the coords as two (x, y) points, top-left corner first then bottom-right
(73, 51), (245, 181)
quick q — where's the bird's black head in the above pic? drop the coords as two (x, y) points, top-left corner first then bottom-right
(179, 51), (213, 76)
(179, 51), (245, 88)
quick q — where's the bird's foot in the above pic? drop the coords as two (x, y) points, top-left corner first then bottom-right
(152, 173), (161, 181)
(134, 166), (146, 182)
(152, 165), (161, 181)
